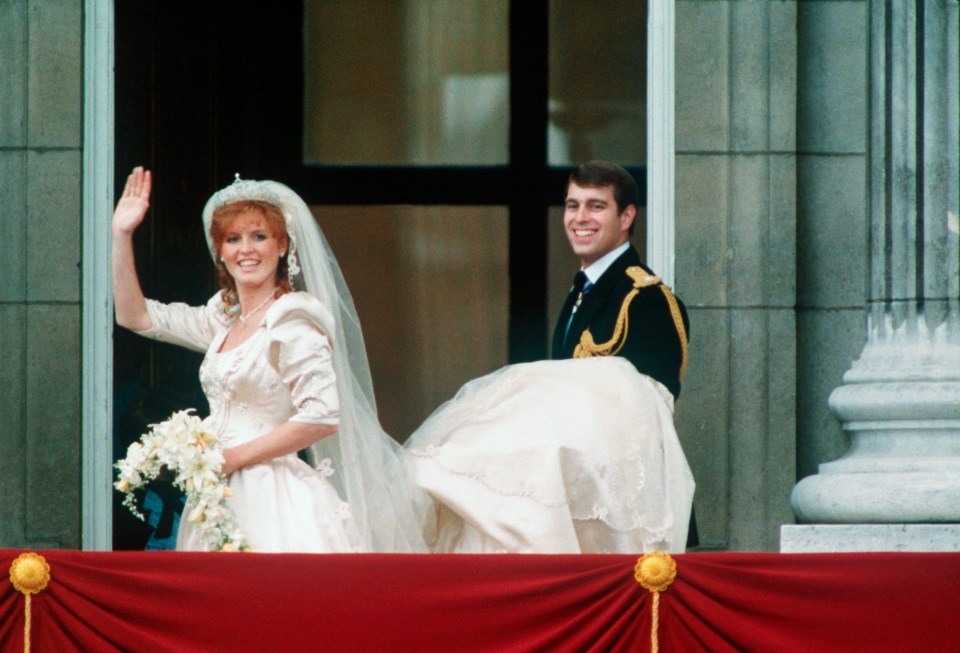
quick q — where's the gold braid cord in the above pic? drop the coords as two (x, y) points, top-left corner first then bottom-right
(635, 552), (677, 653)
(9, 552), (51, 653)
(573, 267), (689, 382)
(659, 284), (689, 382)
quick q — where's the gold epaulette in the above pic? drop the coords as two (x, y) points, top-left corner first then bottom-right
(573, 266), (689, 382)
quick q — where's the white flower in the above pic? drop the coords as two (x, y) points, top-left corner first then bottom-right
(188, 503), (207, 523)
(316, 457), (336, 478)
(114, 409), (249, 551)
(122, 442), (148, 470)
(175, 444), (224, 492)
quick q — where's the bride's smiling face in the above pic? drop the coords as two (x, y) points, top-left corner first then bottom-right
(217, 209), (288, 291)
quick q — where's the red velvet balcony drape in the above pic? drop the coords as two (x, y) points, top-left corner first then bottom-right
(3, 550), (959, 652)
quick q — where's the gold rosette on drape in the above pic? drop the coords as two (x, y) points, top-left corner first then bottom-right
(635, 551), (677, 653)
(9, 552), (51, 653)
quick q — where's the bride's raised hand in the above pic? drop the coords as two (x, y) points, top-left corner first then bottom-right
(112, 166), (152, 236)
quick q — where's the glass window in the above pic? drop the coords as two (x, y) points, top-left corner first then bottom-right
(314, 205), (509, 440)
(303, 1), (509, 166)
(548, 0), (648, 166)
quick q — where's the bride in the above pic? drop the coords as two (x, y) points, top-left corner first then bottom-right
(113, 167), (694, 554)
(112, 167), (429, 552)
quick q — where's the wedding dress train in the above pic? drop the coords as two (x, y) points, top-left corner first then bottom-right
(406, 357), (695, 554)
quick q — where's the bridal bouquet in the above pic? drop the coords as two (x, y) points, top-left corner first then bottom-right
(115, 409), (249, 551)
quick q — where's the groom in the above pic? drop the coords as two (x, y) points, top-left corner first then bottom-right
(551, 161), (689, 400)
(552, 161), (697, 548)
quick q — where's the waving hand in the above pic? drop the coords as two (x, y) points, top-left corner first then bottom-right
(113, 166), (152, 235)
(112, 166), (153, 331)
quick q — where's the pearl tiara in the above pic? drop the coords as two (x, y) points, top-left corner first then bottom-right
(209, 173), (282, 211)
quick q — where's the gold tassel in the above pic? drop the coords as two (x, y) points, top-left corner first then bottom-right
(635, 551), (677, 653)
(9, 552), (51, 653)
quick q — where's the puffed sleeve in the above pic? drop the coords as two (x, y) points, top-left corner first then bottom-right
(135, 294), (229, 353)
(264, 293), (340, 426)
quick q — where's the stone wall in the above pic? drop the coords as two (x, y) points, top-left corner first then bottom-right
(0, 0), (83, 548)
(674, 0), (799, 551)
(795, 0), (869, 484)
(674, 0), (870, 551)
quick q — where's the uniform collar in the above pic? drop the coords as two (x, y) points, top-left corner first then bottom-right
(581, 242), (631, 285)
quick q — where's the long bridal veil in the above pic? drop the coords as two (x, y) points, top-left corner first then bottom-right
(203, 178), (431, 553)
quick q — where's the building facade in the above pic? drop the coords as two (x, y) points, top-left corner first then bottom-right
(2, 1), (955, 552)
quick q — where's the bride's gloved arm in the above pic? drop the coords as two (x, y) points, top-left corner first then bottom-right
(221, 421), (337, 476)
(112, 166), (153, 332)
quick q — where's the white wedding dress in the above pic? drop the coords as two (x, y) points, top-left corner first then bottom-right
(139, 292), (360, 552)
(138, 292), (694, 554)
(406, 357), (695, 553)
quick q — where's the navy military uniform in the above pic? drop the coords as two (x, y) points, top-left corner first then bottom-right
(551, 246), (689, 399)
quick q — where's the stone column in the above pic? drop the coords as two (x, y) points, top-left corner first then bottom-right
(785, 0), (960, 550)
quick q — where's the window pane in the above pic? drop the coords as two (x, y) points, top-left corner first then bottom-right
(304, 1), (509, 166)
(314, 205), (509, 440)
(548, 0), (648, 166)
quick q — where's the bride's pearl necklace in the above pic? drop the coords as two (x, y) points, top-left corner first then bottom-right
(237, 289), (279, 327)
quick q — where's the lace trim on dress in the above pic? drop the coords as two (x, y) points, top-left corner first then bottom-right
(408, 441), (669, 536)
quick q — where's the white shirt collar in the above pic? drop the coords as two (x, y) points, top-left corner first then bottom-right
(582, 242), (630, 285)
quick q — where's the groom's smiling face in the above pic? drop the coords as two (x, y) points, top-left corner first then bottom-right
(563, 182), (635, 267)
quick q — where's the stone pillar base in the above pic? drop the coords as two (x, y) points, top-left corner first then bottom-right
(780, 524), (960, 552)
(791, 468), (960, 523)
